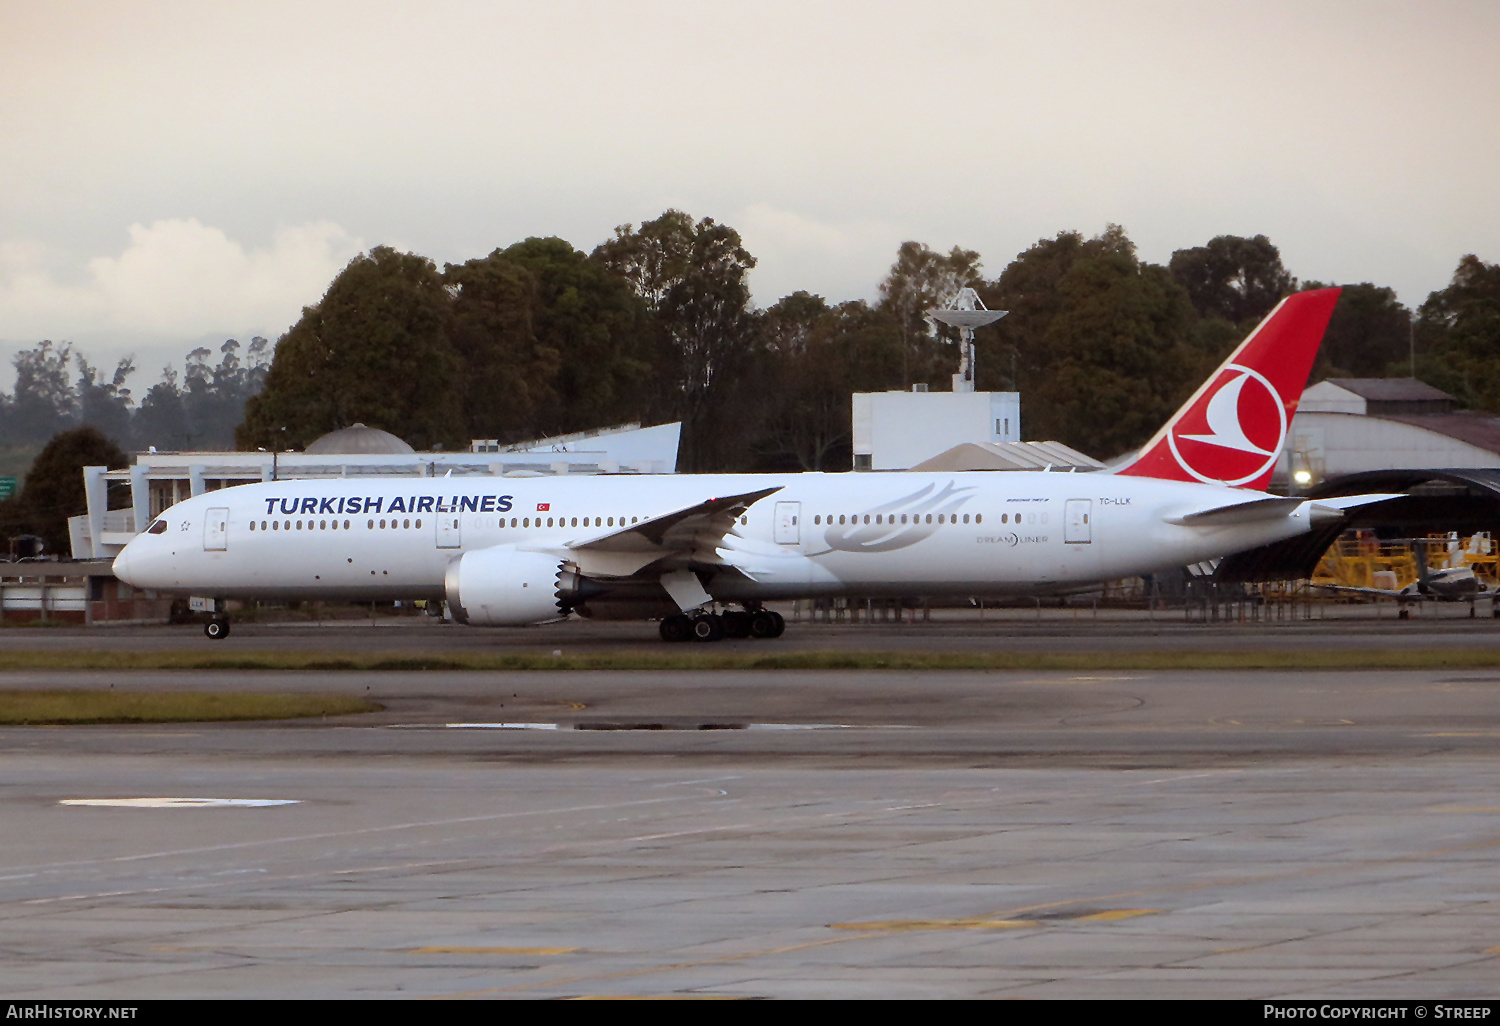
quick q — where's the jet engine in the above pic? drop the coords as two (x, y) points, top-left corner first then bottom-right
(443, 547), (571, 626)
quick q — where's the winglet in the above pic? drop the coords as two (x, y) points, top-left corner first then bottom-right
(1116, 287), (1341, 490)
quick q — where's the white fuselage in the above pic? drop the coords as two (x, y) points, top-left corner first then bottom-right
(113, 471), (1314, 611)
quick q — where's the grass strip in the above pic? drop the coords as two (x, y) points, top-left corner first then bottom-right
(0, 690), (382, 725)
(1, 649), (1500, 673)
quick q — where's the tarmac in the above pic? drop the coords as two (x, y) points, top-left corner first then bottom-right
(0, 612), (1497, 999)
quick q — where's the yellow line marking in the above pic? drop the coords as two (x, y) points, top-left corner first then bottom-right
(431, 825), (1500, 998)
(1420, 732), (1500, 737)
(1073, 909), (1158, 921)
(1432, 807), (1500, 813)
(830, 918), (1038, 932)
(1484, 946), (1500, 954)
(411, 946), (577, 956)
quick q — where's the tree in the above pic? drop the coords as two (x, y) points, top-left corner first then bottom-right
(239, 247), (464, 451)
(757, 295), (904, 471)
(1169, 234), (1296, 325)
(1415, 254), (1500, 411)
(979, 225), (1201, 457)
(877, 242), (983, 387)
(15, 426), (126, 555)
(181, 338), (271, 449)
(1300, 282), (1412, 379)
(443, 247), (552, 442)
(594, 211), (760, 470)
(499, 237), (652, 437)
(133, 367), (190, 451)
(75, 354), (135, 450)
(7, 340), (76, 444)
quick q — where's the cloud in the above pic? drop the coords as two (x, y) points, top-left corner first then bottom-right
(0, 219), (364, 340)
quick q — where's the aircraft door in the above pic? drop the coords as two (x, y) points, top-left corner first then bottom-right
(774, 501), (801, 545)
(1064, 499), (1092, 544)
(436, 511), (462, 549)
(204, 508), (229, 551)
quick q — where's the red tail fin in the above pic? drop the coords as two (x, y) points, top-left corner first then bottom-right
(1116, 287), (1341, 490)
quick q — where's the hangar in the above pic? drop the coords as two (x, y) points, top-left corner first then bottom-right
(1277, 378), (1500, 491)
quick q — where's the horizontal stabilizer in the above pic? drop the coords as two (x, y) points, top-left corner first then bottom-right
(1167, 496), (1305, 527)
(1305, 493), (1407, 512)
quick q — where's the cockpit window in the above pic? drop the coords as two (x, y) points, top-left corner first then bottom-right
(146, 519), (169, 534)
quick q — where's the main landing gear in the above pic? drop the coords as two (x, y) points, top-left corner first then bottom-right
(658, 608), (785, 643)
(204, 617), (231, 640)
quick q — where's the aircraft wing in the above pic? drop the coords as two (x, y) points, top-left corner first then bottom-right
(1307, 493), (1408, 512)
(1311, 583), (1405, 599)
(566, 486), (782, 560)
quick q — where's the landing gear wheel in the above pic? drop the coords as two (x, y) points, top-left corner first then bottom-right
(721, 611), (751, 638)
(691, 613), (724, 642)
(1398, 608), (1410, 620)
(204, 618), (230, 640)
(749, 610), (783, 639)
(659, 614), (692, 643)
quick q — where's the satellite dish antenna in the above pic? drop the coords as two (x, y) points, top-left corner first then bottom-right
(928, 287), (1007, 393)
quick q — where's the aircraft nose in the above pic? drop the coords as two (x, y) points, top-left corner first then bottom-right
(112, 542), (136, 585)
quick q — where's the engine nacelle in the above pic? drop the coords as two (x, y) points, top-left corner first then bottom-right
(444, 546), (568, 626)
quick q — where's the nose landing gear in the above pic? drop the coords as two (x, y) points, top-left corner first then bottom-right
(204, 618), (231, 640)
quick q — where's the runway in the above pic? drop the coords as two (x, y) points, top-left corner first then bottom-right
(1, 623), (1498, 998)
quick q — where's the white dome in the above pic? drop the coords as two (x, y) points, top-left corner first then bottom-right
(303, 423), (415, 455)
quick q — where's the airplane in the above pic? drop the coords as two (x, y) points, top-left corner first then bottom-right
(1316, 536), (1494, 618)
(112, 286), (1396, 642)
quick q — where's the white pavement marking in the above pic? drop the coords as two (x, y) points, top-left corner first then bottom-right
(58, 798), (301, 808)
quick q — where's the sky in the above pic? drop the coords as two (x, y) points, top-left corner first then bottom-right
(2, 0), (1497, 394)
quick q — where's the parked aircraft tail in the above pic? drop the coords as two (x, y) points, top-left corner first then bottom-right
(1115, 287), (1342, 490)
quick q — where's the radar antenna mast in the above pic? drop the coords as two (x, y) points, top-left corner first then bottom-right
(928, 288), (1007, 393)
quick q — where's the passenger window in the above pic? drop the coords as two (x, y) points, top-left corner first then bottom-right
(249, 521), (256, 532)
(414, 519), (421, 529)
(975, 514), (982, 524)
(962, 514), (970, 524)
(403, 519), (410, 529)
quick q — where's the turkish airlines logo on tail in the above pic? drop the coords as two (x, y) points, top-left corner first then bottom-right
(1166, 364), (1287, 486)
